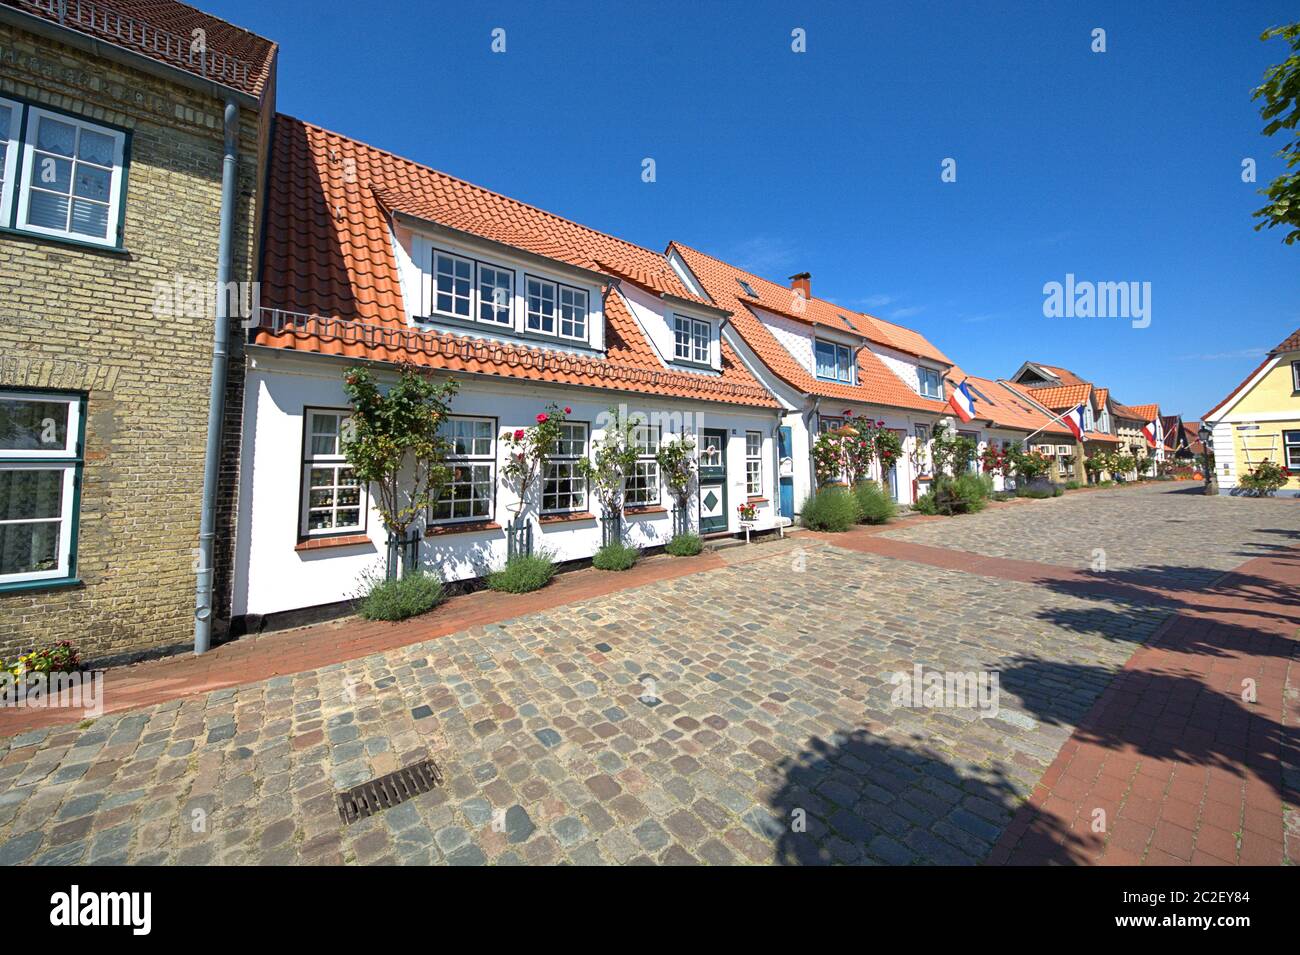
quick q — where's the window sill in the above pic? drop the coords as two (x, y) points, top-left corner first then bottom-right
(0, 576), (82, 595)
(746, 496), (769, 504)
(624, 505), (667, 517)
(670, 358), (716, 372)
(426, 520), (501, 537)
(417, 313), (602, 355)
(539, 511), (596, 525)
(0, 225), (128, 256)
(294, 534), (373, 552)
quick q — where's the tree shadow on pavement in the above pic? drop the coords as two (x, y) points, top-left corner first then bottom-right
(766, 728), (1094, 865)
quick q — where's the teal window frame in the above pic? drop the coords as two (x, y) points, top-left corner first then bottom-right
(0, 389), (86, 593)
(814, 339), (853, 383)
(918, 367), (943, 399)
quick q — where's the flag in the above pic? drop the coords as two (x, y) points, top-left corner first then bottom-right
(948, 380), (976, 423)
(1141, 420), (1158, 448)
(1063, 404), (1086, 439)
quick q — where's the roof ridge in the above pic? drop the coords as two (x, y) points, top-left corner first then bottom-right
(280, 113), (671, 268)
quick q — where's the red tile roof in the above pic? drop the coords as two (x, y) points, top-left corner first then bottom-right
(955, 375), (1072, 436)
(1120, 403), (1160, 422)
(1271, 327), (1300, 355)
(255, 116), (777, 409)
(668, 242), (950, 415)
(2, 0), (277, 97)
(857, 314), (953, 365)
(1023, 382), (1093, 411)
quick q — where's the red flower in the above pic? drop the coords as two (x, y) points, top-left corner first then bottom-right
(563, 406), (572, 415)
(536, 413), (548, 423)
(877, 420), (885, 427)
(513, 429), (525, 440)
(843, 409), (853, 416)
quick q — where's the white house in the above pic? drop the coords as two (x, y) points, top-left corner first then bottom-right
(230, 117), (782, 631)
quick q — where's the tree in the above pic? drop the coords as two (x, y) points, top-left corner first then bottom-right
(1252, 23), (1300, 244)
(578, 407), (642, 540)
(500, 403), (570, 522)
(656, 435), (697, 533)
(342, 365), (458, 573)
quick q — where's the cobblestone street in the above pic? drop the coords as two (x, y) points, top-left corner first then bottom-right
(1, 484), (1297, 865)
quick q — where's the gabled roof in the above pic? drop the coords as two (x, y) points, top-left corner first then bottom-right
(857, 314), (953, 365)
(1022, 382), (1093, 411)
(953, 374), (1072, 436)
(668, 242), (950, 414)
(1203, 326), (1300, 420)
(255, 116), (777, 409)
(1, 0), (277, 98)
(1120, 403), (1160, 422)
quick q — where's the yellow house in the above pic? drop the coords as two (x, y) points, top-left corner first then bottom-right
(1203, 327), (1300, 496)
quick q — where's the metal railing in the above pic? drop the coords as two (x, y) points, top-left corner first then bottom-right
(19, 0), (254, 89)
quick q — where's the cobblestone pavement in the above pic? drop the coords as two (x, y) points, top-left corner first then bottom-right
(883, 482), (1300, 585)
(0, 485), (1293, 865)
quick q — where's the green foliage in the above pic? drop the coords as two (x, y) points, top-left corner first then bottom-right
(1065, 480), (1083, 490)
(665, 533), (704, 557)
(852, 480), (896, 524)
(592, 541), (639, 571)
(656, 436), (697, 512)
(1005, 443), (1051, 482)
(356, 571), (445, 621)
(912, 490), (939, 514)
(1252, 23), (1300, 244)
(342, 365), (458, 538)
(1239, 458), (1290, 495)
(501, 403), (570, 518)
(578, 408), (642, 521)
(487, 552), (557, 593)
(799, 488), (860, 531)
(1016, 484), (1063, 499)
(3, 641), (80, 676)
(929, 423), (977, 478)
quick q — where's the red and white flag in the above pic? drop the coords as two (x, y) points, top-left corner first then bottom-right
(1141, 420), (1158, 448)
(1063, 404), (1086, 439)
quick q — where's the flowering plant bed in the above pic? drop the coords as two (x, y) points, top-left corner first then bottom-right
(737, 502), (758, 522)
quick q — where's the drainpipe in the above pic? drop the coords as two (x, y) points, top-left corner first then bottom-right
(194, 98), (239, 655)
(804, 395), (820, 495)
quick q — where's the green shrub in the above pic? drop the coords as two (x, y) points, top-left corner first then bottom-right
(665, 533), (703, 557)
(4, 641), (81, 676)
(487, 552), (557, 593)
(1016, 487), (1053, 499)
(912, 491), (938, 514)
(357, 571), (445, 621)
(800, 488), (861, 531)
(1065, 480), (1082, 490)
(852, 481), (896, 524)
(592, 541), (639, 571)
(1239, 459), (1288, 495)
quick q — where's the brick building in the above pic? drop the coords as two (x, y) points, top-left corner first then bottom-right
(0, 0), (275, 662)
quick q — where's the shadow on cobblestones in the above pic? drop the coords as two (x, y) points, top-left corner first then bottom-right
(1001, 657), (1292, 802)
(767, 728), (1091, 865)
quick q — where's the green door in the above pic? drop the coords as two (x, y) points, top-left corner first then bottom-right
(698, 429), (728, 534)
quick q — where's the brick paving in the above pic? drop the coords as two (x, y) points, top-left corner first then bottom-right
(0, 483), (1296, 865)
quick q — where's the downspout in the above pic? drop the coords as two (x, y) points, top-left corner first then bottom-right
(805, 395), (820, 495)
(194, 98), (240, 655)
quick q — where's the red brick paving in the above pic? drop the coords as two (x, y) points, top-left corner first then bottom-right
(0, 550), (726, 737)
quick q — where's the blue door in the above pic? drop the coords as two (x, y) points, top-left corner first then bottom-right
(778, 426), (795, 518)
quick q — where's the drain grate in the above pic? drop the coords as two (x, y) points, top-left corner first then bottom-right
(335, 758), (444, 824)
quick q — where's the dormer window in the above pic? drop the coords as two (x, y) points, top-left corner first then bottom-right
(918, 367), (943, 399)
(815, 339), (854, 383)
(526, 276), (588, 342)
(674, 315), (710, 364)
(434, 250), (474, 319)
(477, 264), (513, 326)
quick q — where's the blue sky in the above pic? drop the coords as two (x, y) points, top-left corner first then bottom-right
(212, 0), (1299, 419)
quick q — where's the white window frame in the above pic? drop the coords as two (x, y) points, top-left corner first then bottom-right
(431, 416), (496, 523)
(526, 275), (589, 343)
(542, 421), (588, 513)
(918, 367), (943, 399)
(745, 431), (763, 496)
(0, 96), (20, 228)
(477, 263), (513, 326)
(1283, 431), (1300, 471)
(1292, 361), (1300, 393)
(300, 409), (366, 538)
(16, 106), (126, 248)
(674, 315), (710, 364)
(0, 391), (83, 586)
(432, 249), (475, 320)
(558, 284), (588, 340)
(626, 423), (661, 506)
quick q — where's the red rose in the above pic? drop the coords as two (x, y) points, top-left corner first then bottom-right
(564, 406), (572, 414)
(877, 420), (885, 427)
(514, 429), (525, 440)
(536, 413), (548, 423)
(844, 409), (853, 416)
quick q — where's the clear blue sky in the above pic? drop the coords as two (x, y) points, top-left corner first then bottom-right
(211, 0), (1299, 419)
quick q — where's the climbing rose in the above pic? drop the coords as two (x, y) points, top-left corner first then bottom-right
(513, 429), (525, 440)
(536, 413), (548, 423)
(564, 406), (572, 414)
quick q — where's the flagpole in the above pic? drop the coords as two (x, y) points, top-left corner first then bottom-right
(1021, 404), (1080, 444)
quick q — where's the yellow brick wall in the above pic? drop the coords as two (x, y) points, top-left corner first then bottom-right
(0, 24), (260, 663)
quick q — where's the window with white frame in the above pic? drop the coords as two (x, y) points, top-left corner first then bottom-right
(559, 285), (588, 339)
(1283, 431), (1300, 471)
(300, 410), (365, 536)
(0, 391), (83, 587)
(1083, 406), (1095, 432)
(477, 263), (513, 326)
(1292, 361), (1300, 392)
(745, 431), (763, 496)
(626, 423), (660, 506)
(815, 339), (854, 383)
(524, 276), (589, 342)
(526, 276), (556, 335)
(0, 97), (19, 227)
(918, 367), (943, 399)
(542, 421), (588, 512)
(431, 416), (495, 522)
(673, 315), (710, 364)
(433, 249), (474, 320)
(16, 107), (126, 247)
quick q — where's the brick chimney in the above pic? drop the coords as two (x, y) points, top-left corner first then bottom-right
(789, 272), (811, 300)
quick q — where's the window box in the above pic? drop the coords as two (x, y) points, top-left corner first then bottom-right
(539, 511), (596, 525)
(0, 389), (84, 589)
(426, 520), (502, 537)
(624, 505), (667, 517)
(294, 534), (373, 552)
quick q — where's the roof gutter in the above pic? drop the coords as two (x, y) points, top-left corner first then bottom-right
(0, 6), (263, 109)
(194, 98), (239, 655)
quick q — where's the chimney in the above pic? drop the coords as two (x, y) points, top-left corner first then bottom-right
(789, 272), (811, 300)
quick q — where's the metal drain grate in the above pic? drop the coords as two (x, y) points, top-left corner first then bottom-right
(335, 758), (443, 824)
